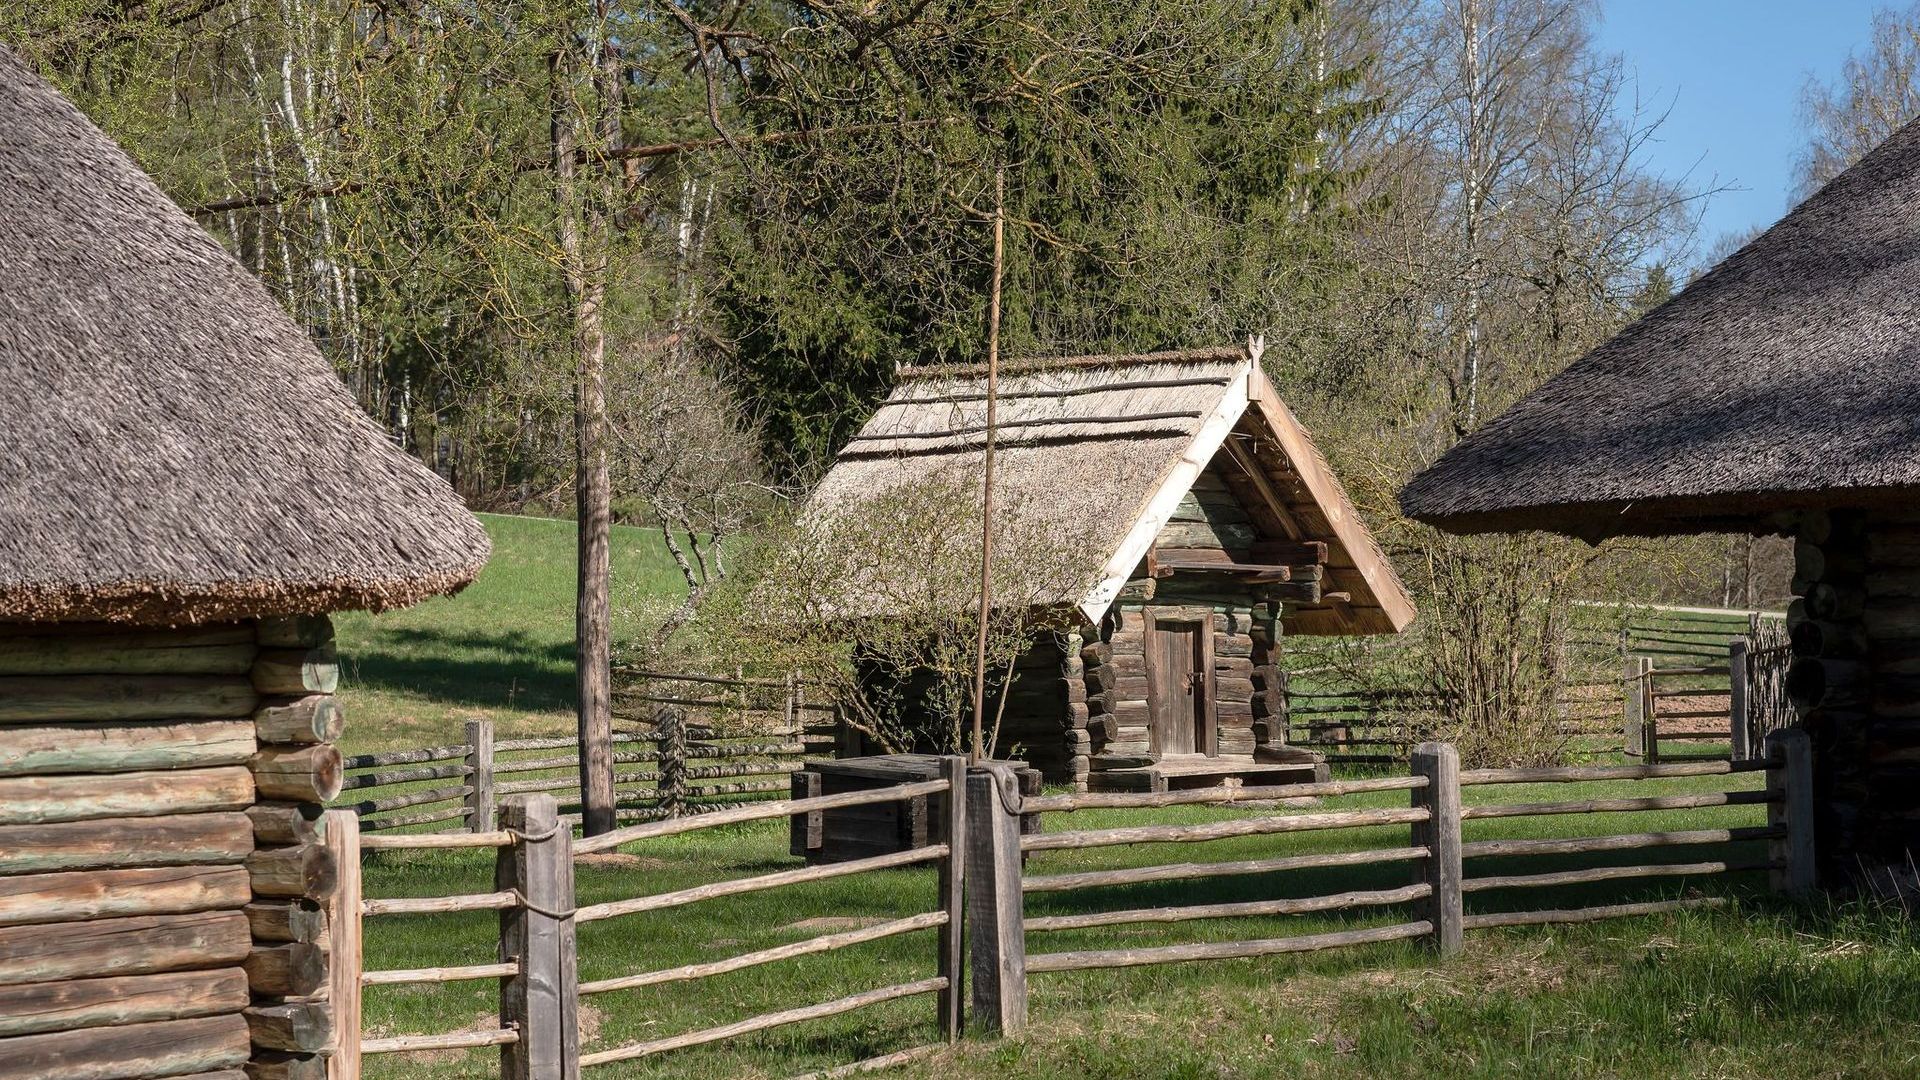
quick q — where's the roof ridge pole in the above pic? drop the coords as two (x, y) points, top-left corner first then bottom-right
(971, 167), (1006, 765)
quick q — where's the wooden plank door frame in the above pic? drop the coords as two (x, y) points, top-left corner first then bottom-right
(1144, 607), (1218, 757)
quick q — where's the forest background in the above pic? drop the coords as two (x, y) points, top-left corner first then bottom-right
(13, 0), (1920, 768)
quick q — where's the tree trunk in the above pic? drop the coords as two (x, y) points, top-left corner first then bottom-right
(554, 9), (618, 836)
(1458, 0), (1485, 434)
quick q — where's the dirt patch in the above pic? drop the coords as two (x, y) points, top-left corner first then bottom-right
(575, 852), (669, 871)
(781, 916), (889, 933)
(577, 1001), (605, 1045)
(1655, 694), (1731, 737)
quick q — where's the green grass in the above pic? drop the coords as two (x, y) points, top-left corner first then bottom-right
(353, 769), (1920, 1080)
(337, 520), (1920, 1077)
(331, 513), (689, 753)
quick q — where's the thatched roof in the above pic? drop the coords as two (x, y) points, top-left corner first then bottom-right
(1400, 115), (1920, 541)
(0, 48), (488, 623)
(804, 345), (1414, 635)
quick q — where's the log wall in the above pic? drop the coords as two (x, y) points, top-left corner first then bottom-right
(0, 615), (344, 1080)
(1791, 510), (1920, 883)
(989, 635), (1076, 783)
(245, 616), (342, 1076)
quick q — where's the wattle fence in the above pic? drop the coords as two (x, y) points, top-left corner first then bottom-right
(321, 730), (1814, 1077)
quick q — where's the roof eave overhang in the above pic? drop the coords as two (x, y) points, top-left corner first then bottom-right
(1406, 485), (1920, 544)
(1241, 369), (1418, 635)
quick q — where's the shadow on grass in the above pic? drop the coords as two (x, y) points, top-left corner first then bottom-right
(341, 625), (578, 714)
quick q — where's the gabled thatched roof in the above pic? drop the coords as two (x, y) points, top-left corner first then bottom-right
(0, 48), (488, 623)
(804, 345), (1414, 635)
(1400, 115), (1920, 540)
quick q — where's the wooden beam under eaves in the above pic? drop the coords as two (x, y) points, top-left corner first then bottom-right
(1222, 435), (1305, 541)
(1150, 550), (1327, 585)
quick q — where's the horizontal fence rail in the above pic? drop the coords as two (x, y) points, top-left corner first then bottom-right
(579, 977), (949, 1068)
(1022, 845), (1431, 894)
(1019, 806), (1430, 853)
(578, 911), (949, 996)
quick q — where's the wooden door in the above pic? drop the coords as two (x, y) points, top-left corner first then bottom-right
(1145, 613), (1214, 756)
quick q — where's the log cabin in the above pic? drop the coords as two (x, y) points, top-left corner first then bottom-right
(803, 343), (1415, 793)
(1399, 114), (1920, 892)
(0, 49), (488, 1080)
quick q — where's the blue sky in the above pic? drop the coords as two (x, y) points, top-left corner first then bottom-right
(1594, 0), (1890, 259)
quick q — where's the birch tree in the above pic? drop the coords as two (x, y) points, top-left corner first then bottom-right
(1796, 2), (1920, 197)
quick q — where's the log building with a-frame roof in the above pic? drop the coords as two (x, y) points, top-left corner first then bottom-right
(0, 48), (487, 1079)
(805, 343), (1415, 792)
(1400, 113), (1920, 891)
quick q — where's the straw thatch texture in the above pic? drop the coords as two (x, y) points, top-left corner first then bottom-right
(1400, 115), (1920, 540)
(803, 348), (1413, 633)
(0, 48), (488, 623)
(809, 357), (1235, 615)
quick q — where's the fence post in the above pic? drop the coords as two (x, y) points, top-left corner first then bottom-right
(323, 809), (362, 1080)
(1623, 656), (1652, 758)
(1410, 742), (1462, 955)
(937, 755), (967, 1041)
(965, 762), (1027, 1036)
(658, 707), (687, 819)
(1622, 655), (1641, 757)
(1644, 662), (1661, 764)
(498, 794), (579, 1080)
(466, 717), (496, 833)
(1765, 728), (1816, 896)
(788, 768), (823, 858)
(1729, 639), (1751, 762)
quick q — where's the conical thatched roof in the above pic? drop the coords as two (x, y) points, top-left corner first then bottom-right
(0, 48), (488, 623)
(1400, 115), (1920, 541)
(803, 345), (1414, 635)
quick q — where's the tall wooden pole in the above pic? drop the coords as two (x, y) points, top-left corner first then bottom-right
(556, 5), (618, 835)
(971, 168), (1006, 764)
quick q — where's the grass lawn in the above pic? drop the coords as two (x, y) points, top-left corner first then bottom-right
(337, 521), (1920, 1077)
(330, 512), (688, 754)
(354, 769), (1920, 1080)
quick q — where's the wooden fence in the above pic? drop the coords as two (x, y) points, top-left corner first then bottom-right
(1282, 688), (1441, 765)
(1730, 620), (1794, 761)
(322, 732), (1813, 1075)
(612, 667), (839, 736)
(1620, 608), (1794, 763)
(966, 729), (1814, 1033)
(1287, 606), (1792, 765)
(327, 761), (967, 1079)
(332, 671), (837, 832)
